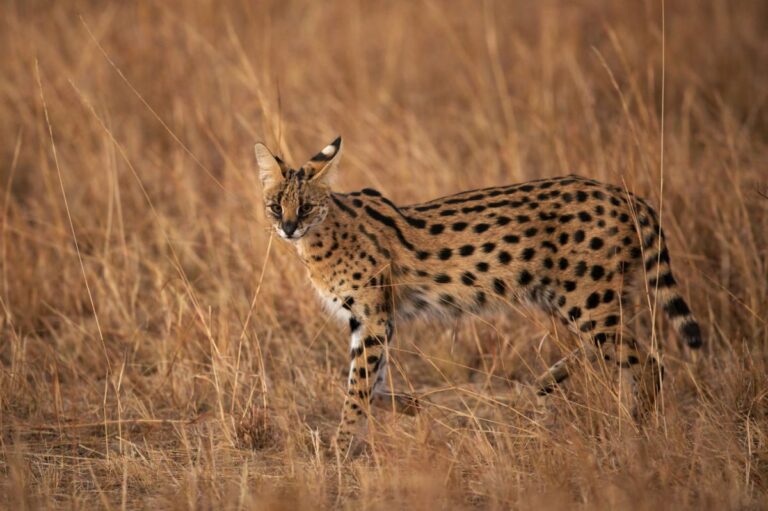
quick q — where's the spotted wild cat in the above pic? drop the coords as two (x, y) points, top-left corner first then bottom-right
(254, 136), (703, 456)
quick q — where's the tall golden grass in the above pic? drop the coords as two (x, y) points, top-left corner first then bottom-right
(1, 0), (767, 508)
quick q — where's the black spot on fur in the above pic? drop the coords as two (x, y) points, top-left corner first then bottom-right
(459, 244), (475, 256)
(503, 235), (520, 244)
(585, 292), (600, 309)
(649, 272), (676, 288)
(539, 212), (557, 221)
(462, 205), (487, 214)
(434, 273), (451, 284)
(643, 232), (656, 249)
(665, 297), (691, 317)
(364, 336), (385, 347)
(568, 307), (582, 320)
(645, 248), (670, 270)
(439, 294), (455, 305)
(430, 224), (445, 235)
(521, 247), (536, 261)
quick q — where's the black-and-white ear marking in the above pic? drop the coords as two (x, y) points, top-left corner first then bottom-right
(303, 136), (343, 183)
(254, 142), (286, 188)
(310, 136), (342, 163)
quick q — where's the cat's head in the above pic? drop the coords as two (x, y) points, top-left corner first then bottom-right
(254, 136), (342, 240)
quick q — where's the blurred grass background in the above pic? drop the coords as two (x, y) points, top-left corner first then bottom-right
(1, 0), (767, 508)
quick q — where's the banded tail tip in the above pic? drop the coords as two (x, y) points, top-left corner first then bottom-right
(681, 320), (703, 348)
(688, 337), (703, 348)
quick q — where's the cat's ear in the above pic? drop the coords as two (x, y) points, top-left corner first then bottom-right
(254, 142), (287, 188)
(301, 136), (342, 184)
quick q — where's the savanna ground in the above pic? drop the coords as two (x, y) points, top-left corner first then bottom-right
(1, 0), (767, 508)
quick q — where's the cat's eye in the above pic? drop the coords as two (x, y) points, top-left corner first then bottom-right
(269, 203), (282, 215)
(299, 203), (314, 216)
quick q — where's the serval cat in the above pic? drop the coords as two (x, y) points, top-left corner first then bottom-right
(254, 136), (703, 457)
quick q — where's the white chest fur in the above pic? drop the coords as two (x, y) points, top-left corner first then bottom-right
(311, 280), (353, 326)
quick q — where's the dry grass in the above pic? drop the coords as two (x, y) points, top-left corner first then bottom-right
(1, 0), (767, 508)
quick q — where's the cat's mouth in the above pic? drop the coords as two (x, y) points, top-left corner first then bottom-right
(277, 226), (308, 241)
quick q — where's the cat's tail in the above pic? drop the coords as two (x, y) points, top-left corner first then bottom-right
(640, 217), (703, 349)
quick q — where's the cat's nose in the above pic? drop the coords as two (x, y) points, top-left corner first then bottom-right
(282, 220), (297, 237)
